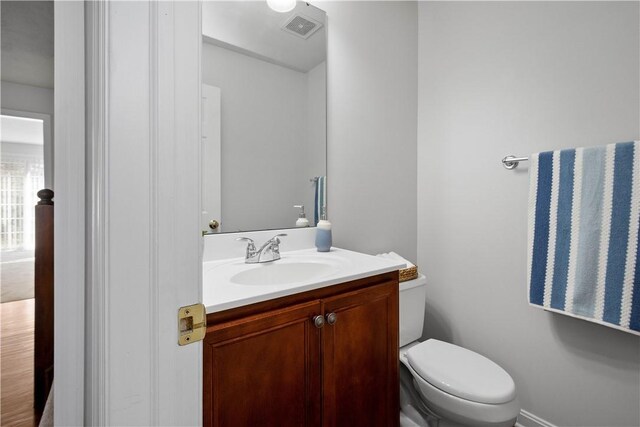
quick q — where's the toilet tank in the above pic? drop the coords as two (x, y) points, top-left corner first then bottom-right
(399, 274), (427, 347)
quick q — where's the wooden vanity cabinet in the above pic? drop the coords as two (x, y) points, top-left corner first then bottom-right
(321, 281), (399, 427)
(203, 271), (399, 427)
(203, 300), (322, 427)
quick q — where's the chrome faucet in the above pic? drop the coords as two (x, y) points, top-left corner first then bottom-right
(236, 234), (287, 264)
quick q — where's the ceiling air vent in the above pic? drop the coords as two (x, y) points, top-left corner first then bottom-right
(282, 14), (323, 40)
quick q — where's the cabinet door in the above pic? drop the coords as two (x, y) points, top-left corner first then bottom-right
(322, 281), (399, 427)
(203, 300), (323, 427)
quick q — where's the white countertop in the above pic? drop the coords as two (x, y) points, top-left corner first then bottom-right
(203, 247), (404, 313)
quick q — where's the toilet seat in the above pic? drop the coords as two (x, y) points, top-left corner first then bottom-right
(406, 339), (516, 404)
(401, 340), (520, 427)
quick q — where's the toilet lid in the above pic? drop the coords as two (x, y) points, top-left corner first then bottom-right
(406, 339), (516, 404)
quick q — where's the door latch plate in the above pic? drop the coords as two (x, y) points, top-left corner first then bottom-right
(178, 303), (206, 346)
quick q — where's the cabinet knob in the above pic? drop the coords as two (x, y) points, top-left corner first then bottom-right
(326, 312), (337, 325)
(313, 315), (325, 328)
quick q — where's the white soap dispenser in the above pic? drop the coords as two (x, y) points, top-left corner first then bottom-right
(315, 207), (332, 252)
(294, 205), (310, 227)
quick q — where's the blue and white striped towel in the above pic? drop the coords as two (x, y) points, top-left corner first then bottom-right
(528, 141), (640, 335)
(314, 176), (326, 226)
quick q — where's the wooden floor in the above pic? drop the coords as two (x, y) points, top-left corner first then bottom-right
(1, 298), (35, 427)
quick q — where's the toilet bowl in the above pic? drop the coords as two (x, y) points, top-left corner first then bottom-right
(399, 276), (520, 427)
(400, 340), (519, 427)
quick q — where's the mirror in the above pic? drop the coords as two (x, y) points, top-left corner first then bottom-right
(201, 1), (327, 234)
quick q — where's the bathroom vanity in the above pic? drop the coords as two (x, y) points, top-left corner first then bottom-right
(202, 239), (403, 427)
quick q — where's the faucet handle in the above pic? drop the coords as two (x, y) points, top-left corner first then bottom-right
(236, 237), (256, 249)
(271, 233), (287, 243)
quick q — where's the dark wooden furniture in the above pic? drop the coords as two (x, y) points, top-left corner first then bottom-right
(34, 189), (54, 420)
(203, 271), (399, 427)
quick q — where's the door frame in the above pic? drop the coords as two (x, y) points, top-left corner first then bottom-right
(56, 1), (203, 424)
(201, 84), (222, 233)
(54, 1), (85, 424)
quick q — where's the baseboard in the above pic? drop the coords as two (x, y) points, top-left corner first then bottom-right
(516, 410), (557, 427)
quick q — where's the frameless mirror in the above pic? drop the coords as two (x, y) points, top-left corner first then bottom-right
(201, 1), (327, 234)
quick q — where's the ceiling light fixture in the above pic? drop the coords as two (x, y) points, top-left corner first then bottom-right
(266, 0), (296, 13)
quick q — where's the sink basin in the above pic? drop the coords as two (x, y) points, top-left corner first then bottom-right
(202, 247), (405, 313)
(230, 261), (335, 286)
(204, 252), (349, 289)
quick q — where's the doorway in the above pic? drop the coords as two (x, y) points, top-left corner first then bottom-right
(0, 1), (54, 425)
(0, 116), (50, 427)
(1, 112), (48, 303)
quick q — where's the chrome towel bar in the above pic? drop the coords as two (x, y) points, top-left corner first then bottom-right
(502, 155), (529, 170)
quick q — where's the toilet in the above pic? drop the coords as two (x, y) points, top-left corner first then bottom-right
(399, 276), (520, 427)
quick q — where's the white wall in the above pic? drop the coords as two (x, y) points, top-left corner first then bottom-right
(0, 1), (54, 89)
(320, 1), (418, 262)
(202, 42), (316, 232)
(1, 81), (53, 114)
(417, 2), (640, 426)
(1, 141), (43, 159)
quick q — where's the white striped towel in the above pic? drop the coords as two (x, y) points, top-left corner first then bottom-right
(528, 141), (640, 335)
(314, 176), (326, 226)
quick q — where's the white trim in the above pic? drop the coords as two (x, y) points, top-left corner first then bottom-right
(85, 1), (109, 424)
(54, 1), (85, 425)
(85, 2), (202, 423)
(516, 410), (557, 427)
(149, 2), (161, 422)
(155, 2), (203, 423)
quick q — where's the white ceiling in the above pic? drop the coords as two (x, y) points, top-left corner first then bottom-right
(1, 1), (54, 89)
(203, 1), (326, 73)
(1, 1), (325, 87)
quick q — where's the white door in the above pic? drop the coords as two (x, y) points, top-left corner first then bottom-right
(202, 84), (222, 233)
(72, 2), (203, 425)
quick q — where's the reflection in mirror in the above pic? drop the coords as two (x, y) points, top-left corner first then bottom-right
(201, 1), (327, 234)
